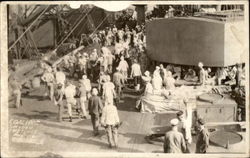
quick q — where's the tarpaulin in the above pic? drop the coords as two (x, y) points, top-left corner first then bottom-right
(137, 94), (185, 113)
(137, 85), (212, 113)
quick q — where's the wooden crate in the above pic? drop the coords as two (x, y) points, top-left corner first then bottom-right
(196, 95), (237, 123)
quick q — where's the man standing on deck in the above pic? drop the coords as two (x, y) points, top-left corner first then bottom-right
(163, 71), (176, 90)
(9, 77), (22, 108)
(53, 83), (64, 122)
(97, 71), (107, 96)
(89, 49), (98, 80)
(68, 53), (77, 78)
(101, 102), (121, 148)
(78, 80), (88, 119)
(196, 118), (209, 153)
(130, 59), (142, 91)
(235, 63), (243, 87)
(198, 62), (205, 85)
(101, 44), (110, 73)
(55, 67), (66, 87)
(82, 75), (92, 99)
(64, 81), (77, 122)
(88, 88), (103, 136)
(117, 56), (129, 81)
(102, 75), (116, 106)
(113, 67), (125, 104)
(107, 51), (115, 74)
(164, 118), (186, 153)
(176, 111), (192, 153)
(78, 53), (88, 77)
(41, 67), (55, 101)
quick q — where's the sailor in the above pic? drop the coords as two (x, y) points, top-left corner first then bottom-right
(172, 65), (181, 80)
(53, 83), (64, 122)
(101, 102), (121, 148)
(184, 68), (196, 82)
(101, 44), (111, 73)
(92, 34), (101, 45)
(63, 56), (70, 70)
(64, 81), (77, 122)
(125, 30), (132, 44)
(88, 88), (103, 136)
(78, 53), (88, 76)
(153, 66), (160, 77)
(168, 6), (175, 18)
(89, 49), (98, 80)
(196, 118), (209, 153)
(106, 28), (113, 46)
(96, 55), (105, 73)
(78, 79), (88, 119)
(139, 48), (148, 73)
(215, 67), (227, 85)
(141, 71), (152, 84)
(41, 67), (55, 100)
(152, 68), (163, 91)
(143, 72), (153, 96)
(102, 75), (116, 106)
(107, 51), (115, 74)
(68, 53), (77, 78)
(159, 64), (165, 80)
(235, 63), (243, 87)
(81, 75), (92, 99)
(9, 77), (22, 108)
(113, 67), (125, 103)
(123, 38), (130, 57)
(163, 71), (176, 90)
(204, 67), (216, 85)
(97, 71), (107, 96)
(130, 59), (142, 91)
(112, 25), (118, 34)
(117, 56), (129, 81)
(198, 62), (206, 85)
(115, 39), (124, 55)
(55, 67), (66, 87)
(163, 118), (186, 153)
(117, 29), (124, 41)
(176, 111), (192, 153)
(165, 10), (169, 18)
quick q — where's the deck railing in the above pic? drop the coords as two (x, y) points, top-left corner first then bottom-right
(194, 10), (244, 22)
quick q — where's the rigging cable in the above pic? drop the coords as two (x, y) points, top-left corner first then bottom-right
(90, 13), (110, 37)
(56, 7), (94, 49)
(8, 5), (50, 51)
(56, 7), (91, 45)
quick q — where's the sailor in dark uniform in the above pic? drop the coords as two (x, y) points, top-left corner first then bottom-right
(196, 118), (209, 153)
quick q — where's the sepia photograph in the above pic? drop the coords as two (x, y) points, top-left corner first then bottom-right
(1, 1), (249, 157)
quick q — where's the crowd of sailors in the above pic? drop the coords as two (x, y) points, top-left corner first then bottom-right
(9, 21), (245, 152)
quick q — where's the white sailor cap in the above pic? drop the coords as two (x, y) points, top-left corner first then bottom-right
(170, 118), (179, 126)
(92, 88), (98, 95)
(144, 71), (150, 77)
(198, 62), (204, 67)
(82, 75), (87, 79)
